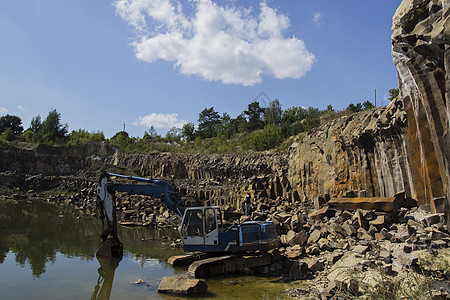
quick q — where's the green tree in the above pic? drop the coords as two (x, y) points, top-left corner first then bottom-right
(39, 109), (68, 143)
(181, 123), (196, 141)
(363, 101), (375, 110)
(198, 107), (220, 138)
(264, 99), (282, 126)
(388, 88), (400, 101)
(165, 127), (181, 142)
(0, 114), (23, 135)
(30, 116), (41, 134)
(347, 103), (363, 113)
(281, 107), (305, 138)
(143, 126), (160, 140)
(218, 113), (232, 139)
(109, 131), (131, 149)
(244, 101), (264, 132)
(326, 104), (334, 112)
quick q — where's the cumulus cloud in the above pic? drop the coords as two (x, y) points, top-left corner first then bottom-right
(114, 0), (315, 86)
(0, 107), (8, 114)
(313, 12), (322, 27)
(17, 105), (26, 110)
(133, 113), (187, 129)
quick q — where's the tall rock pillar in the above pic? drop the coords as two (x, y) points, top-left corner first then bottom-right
(391, 0), (449, 214)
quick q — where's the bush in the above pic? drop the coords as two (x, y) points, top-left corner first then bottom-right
(249, 124), (283, 151)
(67, 129), (105, 146)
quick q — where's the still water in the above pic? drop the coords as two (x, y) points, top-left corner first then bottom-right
(0, 199), (293, 299)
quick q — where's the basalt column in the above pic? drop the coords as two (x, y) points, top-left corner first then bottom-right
(391, 0), (449, 214)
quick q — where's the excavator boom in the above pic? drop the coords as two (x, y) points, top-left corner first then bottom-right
(96, 172), (185, 258)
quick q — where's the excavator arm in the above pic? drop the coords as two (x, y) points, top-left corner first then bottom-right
(96, 172), (186, 258)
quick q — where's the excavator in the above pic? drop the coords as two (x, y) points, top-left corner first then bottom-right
(96, 172), (279, 258)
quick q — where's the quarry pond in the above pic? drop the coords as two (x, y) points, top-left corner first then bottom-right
(0, 198), (293, 300)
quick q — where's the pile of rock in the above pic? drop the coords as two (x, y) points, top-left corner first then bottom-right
(246, 196), (450, 299)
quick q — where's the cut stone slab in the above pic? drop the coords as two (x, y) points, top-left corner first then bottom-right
(158, 277), (207, 295)
(329, 197), (400, 212)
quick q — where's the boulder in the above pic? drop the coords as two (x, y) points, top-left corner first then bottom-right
(288, 231), (308, 247)
(158, 277), (207, 295)
(288, 261), (309, 280)
(307, 229), (322, 244)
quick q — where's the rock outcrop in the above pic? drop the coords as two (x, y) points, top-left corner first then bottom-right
(392, 0), (449, 215)
(288, 98), (408, 202)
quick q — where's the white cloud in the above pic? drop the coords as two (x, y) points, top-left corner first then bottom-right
(17, 105), (26, 110)
(0, 107), (8, 114)
(313, 12), (322, 27)
(133, 113), (187, 129)
(114, 0), (315, 86)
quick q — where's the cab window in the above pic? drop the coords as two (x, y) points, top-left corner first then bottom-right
(204, 208), (216, 234)
(181, 209), (203, 236)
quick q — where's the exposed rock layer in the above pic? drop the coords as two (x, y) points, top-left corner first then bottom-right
(288, 99), (408, 203)
(392, 0), (449, 213)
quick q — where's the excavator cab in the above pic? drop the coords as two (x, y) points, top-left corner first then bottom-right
(180, 206), (223, 247)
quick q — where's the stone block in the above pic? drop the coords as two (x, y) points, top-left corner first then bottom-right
(422, 213), (444, 227)
(353, 210), (369, 230)
(288, 231), (308, 247)
(431, 197), (448, 214)
(369, 215), (386, 228)
(314, 196), (327, 209)
(286, 250), (302, 259)
(329, 197), (400, 212)
(308, 259), (325, 273)
(308, 229), (321, 244)
(158, 277), (207, 295)
(306, 245), (321, 255)
(352, 245), (369, 254)
(308, 206), (335, 219)
(289, 261), (309, 280)
(342, 221), (357, 237)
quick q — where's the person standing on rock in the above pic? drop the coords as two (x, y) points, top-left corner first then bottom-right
(243, 194), (252, 217)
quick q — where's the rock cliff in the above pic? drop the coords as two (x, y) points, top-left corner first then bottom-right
(288, 98), (408, 203)
(391, 0), (449, 213)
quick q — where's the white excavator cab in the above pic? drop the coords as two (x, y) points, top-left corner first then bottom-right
(180, 206), (223, 247)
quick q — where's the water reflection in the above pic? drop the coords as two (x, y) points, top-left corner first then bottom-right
(0, 199), (99, 277)
(91, 257), (121, 300)
(0, 199), (182, 278)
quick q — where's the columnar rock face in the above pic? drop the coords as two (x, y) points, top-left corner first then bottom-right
(288, 99), (409, 202)
(391, 0), (449, 212)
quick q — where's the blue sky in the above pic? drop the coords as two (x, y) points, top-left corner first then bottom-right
(0, 0), (401, 138)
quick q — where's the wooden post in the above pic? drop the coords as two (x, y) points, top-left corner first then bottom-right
(374, 89), (377, 107)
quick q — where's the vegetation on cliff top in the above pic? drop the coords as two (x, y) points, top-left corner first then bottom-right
(0, 92), (397, 153)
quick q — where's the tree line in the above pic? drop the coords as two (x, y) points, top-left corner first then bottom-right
(0, 88), (399, 152)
